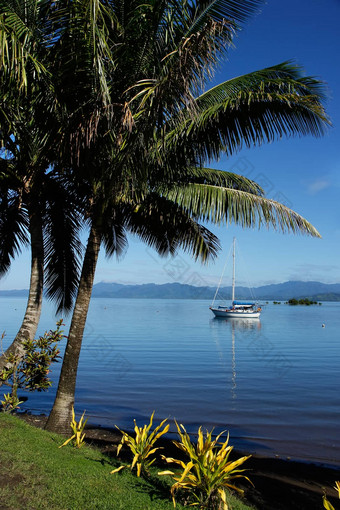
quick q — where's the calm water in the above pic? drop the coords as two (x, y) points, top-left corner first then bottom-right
(1, 297), (339, 466)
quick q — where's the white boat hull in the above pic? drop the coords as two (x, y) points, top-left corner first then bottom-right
(210, 307), (261, 319)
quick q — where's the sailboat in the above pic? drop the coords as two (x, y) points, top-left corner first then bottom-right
(209, 238), (262, 319)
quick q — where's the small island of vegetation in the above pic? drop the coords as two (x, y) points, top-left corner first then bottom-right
(286, 298), (321, 306)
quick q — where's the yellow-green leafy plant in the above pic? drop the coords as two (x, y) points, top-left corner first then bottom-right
(158, 422), (252, 510)
(59, 406), (87, 448)
(323, 481), (340, 510)
(0, 392), (23, 413)
(111, 411), (169, 477)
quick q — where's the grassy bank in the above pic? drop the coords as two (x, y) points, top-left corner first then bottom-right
(0, 414), (254, 510)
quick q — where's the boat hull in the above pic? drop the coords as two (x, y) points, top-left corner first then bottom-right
(210, 307), (261, 319)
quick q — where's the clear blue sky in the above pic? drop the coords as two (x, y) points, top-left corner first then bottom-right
(1, 0), (339, 291)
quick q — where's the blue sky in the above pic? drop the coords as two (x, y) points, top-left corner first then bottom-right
(1, 0), (339, 291)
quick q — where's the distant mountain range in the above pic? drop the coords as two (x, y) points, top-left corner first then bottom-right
(2, 281), (340, 301)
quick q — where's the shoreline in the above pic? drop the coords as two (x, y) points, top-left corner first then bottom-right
(18, 413), (340, 510)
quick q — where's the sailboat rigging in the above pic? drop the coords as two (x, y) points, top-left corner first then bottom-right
(209, 238), (262, 319)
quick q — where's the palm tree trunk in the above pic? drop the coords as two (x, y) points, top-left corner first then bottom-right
(45, 222), (101, 434)
(0, 212), (44, 374)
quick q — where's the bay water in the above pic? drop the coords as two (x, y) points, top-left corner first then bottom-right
(1, 297), (339, 466)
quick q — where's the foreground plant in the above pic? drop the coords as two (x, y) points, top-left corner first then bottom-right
(159, 423), (251, 510)
(323, 481), (340, 510)
(59, 406), (87, 448)
(0, 321), (63, 412)
(112, 411), (169, 477)
(0, 392), (23, 413)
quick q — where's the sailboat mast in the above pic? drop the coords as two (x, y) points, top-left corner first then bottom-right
(232, 237), (236, 303)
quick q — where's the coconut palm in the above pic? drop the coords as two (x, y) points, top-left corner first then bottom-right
(0, 1), (330, 431)
(0, 0), (52, 370)
(0, 94), (83, 374)
(0, 130), (83, 372)
(0, 125), (83, 375)
(0, 0), (85, 373)
(44, 0), (330, 433)
(0, 157), (83, 373)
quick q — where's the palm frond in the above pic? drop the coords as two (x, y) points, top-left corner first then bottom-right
(164, 167), (264, 195)
(198, 61), (328, 103)
(162, 62), (330, 163)
(0, 0), (49, 90)
(128, 17), (234, 120)
(101, 204), (129, 260)
(43, 177), (84, 314)
(174, 219), (221, 263)
(127, 193), (220, 262)
(189, 0), (264, 29)
(123, 0), (264, 118)
(0, 190), (29, 275)
(163, 183), (321, 237)
(85, 0), (119, 106)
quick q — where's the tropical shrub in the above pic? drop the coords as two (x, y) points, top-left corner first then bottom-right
(0, 392), (23, 413)
(59, 406), (87, 448)
(159, 422), (251, 510)
(112, 411), (169, 477)
(0, 321), (64, 412)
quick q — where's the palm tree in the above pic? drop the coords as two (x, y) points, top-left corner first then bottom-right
(0, 1), (329, 431)
(0, 0), (84, 373)
(44, 0), (330, 433)
(0, 112), (83, 374)
(0, 0), (52, 370)
(0, 158), (83, 373)
(0, 103), (83, 374)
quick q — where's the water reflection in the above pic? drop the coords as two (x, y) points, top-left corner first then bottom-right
(217, 317), (261, 331)
(210, 317), (261, 402)
(231, 325), (236, 400)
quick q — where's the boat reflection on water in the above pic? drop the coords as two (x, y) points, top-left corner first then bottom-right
(224, 317), (261, 331)
(210, 316), (262, 333)
(230, 318), (261, 400)
(210, 316), (261, 401)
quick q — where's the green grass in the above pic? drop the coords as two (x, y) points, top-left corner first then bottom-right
(0, 414), (254, 510)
